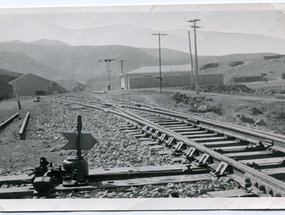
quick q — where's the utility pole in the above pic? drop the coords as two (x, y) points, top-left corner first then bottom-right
(152, 33), (167, 94)
(99, 58), (116, 91)
(188, 31), (194, 87)
(187, 19), (201, 94)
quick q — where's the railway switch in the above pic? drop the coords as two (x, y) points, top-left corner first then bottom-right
(61, 115), (97, 187)
(28, 116), (97, 196)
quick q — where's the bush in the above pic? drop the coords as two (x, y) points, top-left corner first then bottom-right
(267, 104), (285, 119)
(200, 63), (219, 70)
(207, 103), (223, 115)
(229, 61), (244, 67)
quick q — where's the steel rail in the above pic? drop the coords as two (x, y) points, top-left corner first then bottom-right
(115, 106), (285, 197)
(66, 101), (144, 127)
(58, 97), (285, 196)
(55, 97), (111, 108)
(103, 94), (284, 140)
(151, 106), (285, 140)
(59, 96), (285, 149)
(119, 105), (285, 146)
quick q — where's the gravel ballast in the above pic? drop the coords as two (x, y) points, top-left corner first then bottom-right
(0, 94), (240, 198)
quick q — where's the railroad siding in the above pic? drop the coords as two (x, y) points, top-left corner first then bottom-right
(128, 74), (223, 89)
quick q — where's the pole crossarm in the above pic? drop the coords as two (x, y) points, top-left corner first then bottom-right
(99, 58), (117, 63)
(151, 33), (167, 36)
(186, 19), (201, 23)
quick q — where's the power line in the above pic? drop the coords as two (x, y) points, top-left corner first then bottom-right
(186, 19), (201, 94)
(152, 33), (167, 94)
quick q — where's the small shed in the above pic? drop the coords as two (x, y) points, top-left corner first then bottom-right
(9, 73), (55, 96)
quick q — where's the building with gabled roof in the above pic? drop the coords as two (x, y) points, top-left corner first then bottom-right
(9, 73), (66, 96)
(118, 64), (223, 89)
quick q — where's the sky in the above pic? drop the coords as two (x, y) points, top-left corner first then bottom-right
(0, 2), (284, 55)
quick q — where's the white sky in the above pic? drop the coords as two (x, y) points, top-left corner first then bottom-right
(0, 2), (284, 55)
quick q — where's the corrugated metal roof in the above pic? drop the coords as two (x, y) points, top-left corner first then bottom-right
(129, 64), (192, 74)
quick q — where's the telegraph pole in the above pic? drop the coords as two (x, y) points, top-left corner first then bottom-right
(152, 33), (167, 94)
(99, 58), (116, 90)
(187, 19), (201, 94)
(188, 31), (194, 87)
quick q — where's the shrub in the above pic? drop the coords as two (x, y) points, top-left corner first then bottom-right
(229, 61), (244, 67)
(200, 63), (219, 70)
(207, 104), (223, 115)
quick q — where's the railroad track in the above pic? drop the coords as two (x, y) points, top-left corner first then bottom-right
(63, 94), (285, 197)
(1, 93), (285, 198)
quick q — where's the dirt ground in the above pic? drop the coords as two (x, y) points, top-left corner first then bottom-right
(106, 85), (285, 134)
(0, 97), (69, 175)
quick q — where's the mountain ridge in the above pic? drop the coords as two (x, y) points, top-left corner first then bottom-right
(0, 40), (282, 85)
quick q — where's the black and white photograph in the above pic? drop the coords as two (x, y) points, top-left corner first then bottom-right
(1, 1), (285, 212)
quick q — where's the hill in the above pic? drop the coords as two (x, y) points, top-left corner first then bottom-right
(0, 40), (284, 88)
(0, 68), (23, 78)
(0, 51), (61, 80)
(192, 53), (285, 83)
(0, 42), (182, 82)
(29, 39), (70, 46)
(141, 48), (190, 63)
(0, 68), (23, 100)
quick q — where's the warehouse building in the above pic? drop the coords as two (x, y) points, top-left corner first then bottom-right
(118, 64), (223, 89)
(9, 73), (66, 97)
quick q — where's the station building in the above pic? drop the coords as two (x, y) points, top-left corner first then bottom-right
(9, 73), (65, 96)
(118, 64), (224, 89)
